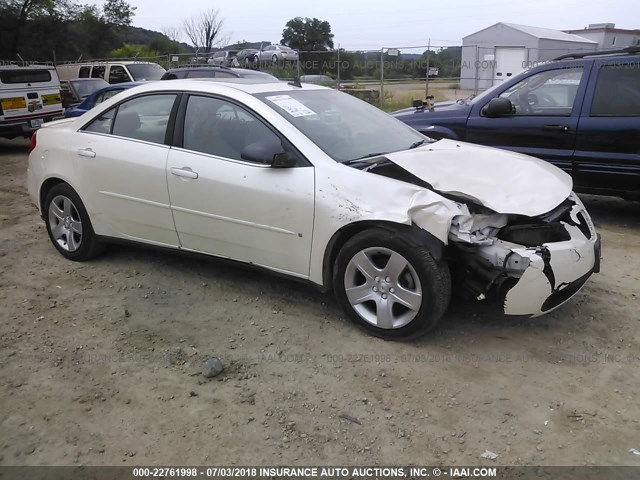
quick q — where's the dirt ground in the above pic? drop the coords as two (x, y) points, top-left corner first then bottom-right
(1, 137), (639, 467)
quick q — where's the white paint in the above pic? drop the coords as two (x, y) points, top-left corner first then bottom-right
(386, 139), (573, 217)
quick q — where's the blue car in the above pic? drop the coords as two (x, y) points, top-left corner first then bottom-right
(64, 82), (146, 117)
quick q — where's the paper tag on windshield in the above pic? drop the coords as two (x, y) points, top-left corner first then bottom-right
(265, 95), (316, 117)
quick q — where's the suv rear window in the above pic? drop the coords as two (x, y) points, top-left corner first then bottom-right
(0, 70), (52, 84)
(591, 64), (640, 116)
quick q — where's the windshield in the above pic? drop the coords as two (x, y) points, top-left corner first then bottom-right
(255, 89), (429, 162)
(71, 79), (108, 98)
(127, 63), (166, 81)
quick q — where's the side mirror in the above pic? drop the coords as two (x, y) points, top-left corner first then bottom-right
(241, 141), (296, 168)
(481, 97), (514, 117)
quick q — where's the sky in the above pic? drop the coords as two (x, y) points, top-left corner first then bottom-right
(88, 0), (639, 51)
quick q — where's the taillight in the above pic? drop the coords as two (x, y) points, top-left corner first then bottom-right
(28, 131), (37, 154)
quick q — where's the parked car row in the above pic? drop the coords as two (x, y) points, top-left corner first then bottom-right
(207, 45), (299, 67)
(64, 66), (280, 118)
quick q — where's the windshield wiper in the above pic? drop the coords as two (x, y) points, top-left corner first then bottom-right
(408, 139), (427, 149)
(342, 152), (388, 165)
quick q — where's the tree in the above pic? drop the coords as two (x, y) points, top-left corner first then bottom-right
(102, 0), (136, 27)
(183, 9), (227, 55)
(281, 17), (334, 51)
(161, 26), (181, 43)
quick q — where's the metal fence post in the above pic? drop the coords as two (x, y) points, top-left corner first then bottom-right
(424, 38), (431, 99)
(474, 45), (479, 96)
(337, 46), (341, 88)
(380, 48), (384, 108)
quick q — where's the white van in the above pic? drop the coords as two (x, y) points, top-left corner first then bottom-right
(0, 65), (64, 139)
(56, 61), (166, 84)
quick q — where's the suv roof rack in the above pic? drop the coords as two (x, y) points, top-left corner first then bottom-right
(171, 64), (233, 70)
(554, 45), (640, 60)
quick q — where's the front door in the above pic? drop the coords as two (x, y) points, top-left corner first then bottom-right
(166, 94), (315, 277)
(466, 65), (589, 175)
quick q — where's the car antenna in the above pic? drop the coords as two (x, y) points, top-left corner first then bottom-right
(288, 76), (302, 88)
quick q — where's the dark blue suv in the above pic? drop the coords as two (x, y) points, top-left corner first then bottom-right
(394, 47), (640, 200)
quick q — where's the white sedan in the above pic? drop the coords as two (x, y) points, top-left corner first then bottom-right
(27, 79), (601, 339)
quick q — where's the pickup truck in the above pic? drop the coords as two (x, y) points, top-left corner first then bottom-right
(394, 47), (640, 200)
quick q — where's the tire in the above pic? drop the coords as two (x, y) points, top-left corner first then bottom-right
(272, 54), (278, 64)
(43, 183), (105, 261)
(333, 228), (451, 340)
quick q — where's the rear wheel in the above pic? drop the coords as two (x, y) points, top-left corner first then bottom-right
(44, 183), (105, 261)
(334, 228), (451, 340)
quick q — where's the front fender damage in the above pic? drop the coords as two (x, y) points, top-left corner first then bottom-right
(444, 195), (599, 317)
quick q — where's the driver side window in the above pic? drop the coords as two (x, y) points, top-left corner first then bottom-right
(499, 67), (583, 116)
(183, 96), (281, 163)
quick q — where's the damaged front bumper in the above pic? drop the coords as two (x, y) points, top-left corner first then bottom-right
(450, 194), (601, 317)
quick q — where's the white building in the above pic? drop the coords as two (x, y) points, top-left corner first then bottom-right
(564, 23), (640, 49)
(460, 23), (596, 90)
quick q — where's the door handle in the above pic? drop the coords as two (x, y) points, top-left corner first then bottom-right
(170, 167), (199, 179)
(77, 148), (96, 158)
(543, 125), (569, 132)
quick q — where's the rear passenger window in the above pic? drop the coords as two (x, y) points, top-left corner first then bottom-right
(112, 95), (176, 144)
(83, 95), (176, 144)
(84, 108), (115, 134)
(91, 66), (106, 80)
(79, 67), (91, 78)
(109, 65), (129, 84)
(590, 64), (640, 116)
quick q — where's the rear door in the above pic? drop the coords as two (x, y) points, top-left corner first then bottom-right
(466, 63), (590, 174)
(0, 68), (63, 128)
(72, 93), (181, 245)
(573, 58), (640, 195)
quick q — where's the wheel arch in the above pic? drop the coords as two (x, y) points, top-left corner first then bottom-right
(39, 177), (68, 214)
(321, 220), (445, 292)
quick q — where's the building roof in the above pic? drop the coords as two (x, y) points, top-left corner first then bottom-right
(464, 22), (597, 43)
(565, 27), (640, 35)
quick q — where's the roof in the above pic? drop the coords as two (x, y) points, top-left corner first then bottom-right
(503, 23), (597, 43)
(465, 22), (597, 43)
(132, 78), (325, 95)
(564, 27), (640, 34)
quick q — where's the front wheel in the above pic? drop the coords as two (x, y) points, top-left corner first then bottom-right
(44, 183), (105, 261)
(334, 228), (451, 340)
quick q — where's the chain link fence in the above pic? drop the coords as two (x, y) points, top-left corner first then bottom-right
(4, 42), (614, 112)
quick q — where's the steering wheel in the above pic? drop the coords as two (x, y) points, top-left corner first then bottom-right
(517, 91), (533, 114)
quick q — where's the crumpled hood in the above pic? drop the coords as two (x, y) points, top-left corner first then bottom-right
(385, 139), (573, 217)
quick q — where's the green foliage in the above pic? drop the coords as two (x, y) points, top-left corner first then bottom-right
(0, 0), (178, 61)
(281, 17), (334, 51)
(102, 0), (136, 26)
(110, 43), (158, 58)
